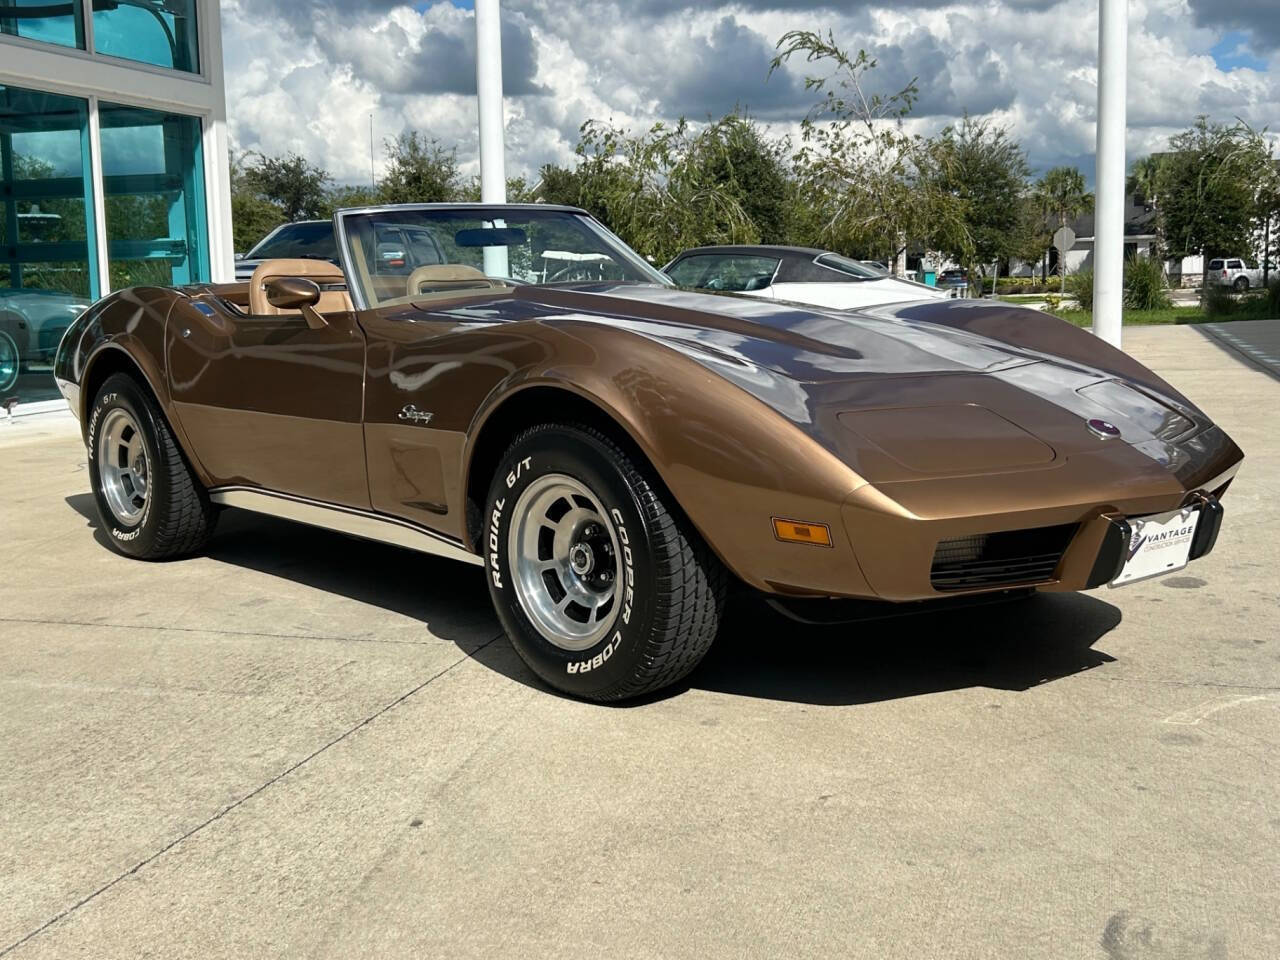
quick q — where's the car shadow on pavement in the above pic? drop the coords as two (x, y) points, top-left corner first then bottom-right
(64, 494), (500, 647)
(683, 591), (1121, 706)
(66, 495), (1121, 707)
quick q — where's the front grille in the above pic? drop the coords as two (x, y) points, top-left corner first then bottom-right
(930, 524), (1077, 591)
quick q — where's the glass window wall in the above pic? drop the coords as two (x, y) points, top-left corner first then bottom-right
(1, 83), (97, 404)
(0, 0), (85, 49)
(99, 103), (208, 291)
(93, 0), (199, 73)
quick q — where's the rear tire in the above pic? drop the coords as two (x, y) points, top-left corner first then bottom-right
(1233, 276), (1249, 292)
(484, 423), (726, 702)
(87, 373), (216, 559)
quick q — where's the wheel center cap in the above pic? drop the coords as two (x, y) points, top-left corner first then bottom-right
(569, 543), (594, 576)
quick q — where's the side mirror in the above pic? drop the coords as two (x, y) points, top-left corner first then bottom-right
(265, 276), (327, 329)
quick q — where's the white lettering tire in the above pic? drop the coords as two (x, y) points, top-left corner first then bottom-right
(484, 423), (726, 702)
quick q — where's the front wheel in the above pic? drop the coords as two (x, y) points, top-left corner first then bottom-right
(484, 423), (726, 702)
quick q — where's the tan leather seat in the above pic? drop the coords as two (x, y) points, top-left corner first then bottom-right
(405, 263), (502, 297)
(249, 258), (353, 316)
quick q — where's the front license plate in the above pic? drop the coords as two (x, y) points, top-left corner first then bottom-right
(1110, 506), (1201, 587)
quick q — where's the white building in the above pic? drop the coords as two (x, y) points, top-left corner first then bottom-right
(1, 0), (232, 409)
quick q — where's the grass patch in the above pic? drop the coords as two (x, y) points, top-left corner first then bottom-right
(1051, 307), (1211, 328)
(1052, 293), (1279, 328)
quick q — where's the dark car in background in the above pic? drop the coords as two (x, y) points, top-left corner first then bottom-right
(235, 220), (339, 281)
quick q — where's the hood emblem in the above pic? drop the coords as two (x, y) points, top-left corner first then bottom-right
(1087, 418), (1121, 439)
(398, 404), (434, 425)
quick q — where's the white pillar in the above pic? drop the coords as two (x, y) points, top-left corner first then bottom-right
(475, 0), (509, 277)
(1093, 0), (1127, 348)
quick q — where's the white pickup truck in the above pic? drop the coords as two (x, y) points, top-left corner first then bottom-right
(1208, 257), (1272, 292)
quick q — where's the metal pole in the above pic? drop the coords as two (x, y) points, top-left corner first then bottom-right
(475, 0), (509, 277)
(1093, 0), (1128, 348)
(369, 113), (376, 191)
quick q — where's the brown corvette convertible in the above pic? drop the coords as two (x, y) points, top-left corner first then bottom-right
(55, 204), (1243, 700)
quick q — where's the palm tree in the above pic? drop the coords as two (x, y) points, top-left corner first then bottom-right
(1127, 154), (1166, 259)
(1035, 166), (1094, 295)
(1126, 155), (1162, 207)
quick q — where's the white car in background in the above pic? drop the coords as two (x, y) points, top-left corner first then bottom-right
(663, 245), (947, 310)
(1207, 258), (1273, 292)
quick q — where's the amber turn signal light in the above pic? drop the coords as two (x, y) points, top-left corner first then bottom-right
(772, 518), (833, 547)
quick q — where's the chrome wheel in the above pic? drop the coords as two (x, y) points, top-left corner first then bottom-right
(97, 408), (150, 525)
(508, 473), (621, 651)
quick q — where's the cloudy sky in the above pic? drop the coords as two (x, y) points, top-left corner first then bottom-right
(221, 0), (1278, 186)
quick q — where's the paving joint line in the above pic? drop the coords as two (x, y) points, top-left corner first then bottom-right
(0, 615), (480, 648)
(0, 631), (505, 958)
(1078, 673), (1279, 692)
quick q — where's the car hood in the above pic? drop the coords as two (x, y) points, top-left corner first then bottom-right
(503, 283), (1215, 480)
(515, 283), (1054, 383)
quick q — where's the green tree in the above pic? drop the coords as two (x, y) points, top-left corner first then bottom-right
(1157, 118), (1272, 288)
(242, 151), (332, 222)
(568, 118), (758, 264)
(769, 30), (968, 271)
(229, 148), (285, 253)
(688, 113), (793, 244)
(1126, 154), (1167, 258)
(1034, 166), (1093, 292)
(928, 115), (1031, 286)
(377, 132), (462, 204)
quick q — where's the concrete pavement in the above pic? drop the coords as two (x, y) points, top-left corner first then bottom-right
(1, 324), (1276, 959)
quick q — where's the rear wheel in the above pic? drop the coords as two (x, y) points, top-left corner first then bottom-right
(1233, 276), (1249, 292)
(87, 373), (216, 559)
(484, 423), (726, 701)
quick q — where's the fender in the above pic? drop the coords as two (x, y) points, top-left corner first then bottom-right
(463, 321), (874, 596)
(58, 287), (209, 486)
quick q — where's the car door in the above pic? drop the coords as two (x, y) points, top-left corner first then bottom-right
(357, 291), (525, 542)
(166, 267), (369, 509)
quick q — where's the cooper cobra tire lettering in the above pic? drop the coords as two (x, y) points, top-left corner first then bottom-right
(612, 507), (635, 625)
(568, 629), (622, 674)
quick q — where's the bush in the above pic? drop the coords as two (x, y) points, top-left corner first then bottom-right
(1205, 285), (1238, 317)
(1268, 279), (1280, 318)
(1123, 255), (1172, 311)
(1066, 268), (1094, 311)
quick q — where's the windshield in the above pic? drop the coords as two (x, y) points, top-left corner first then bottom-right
(336, 206), (671, 309)
(246, 221), (338, 261)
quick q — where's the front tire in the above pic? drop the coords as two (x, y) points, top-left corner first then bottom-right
(484, 423), (726, 702)
(87, 373), (216, 559)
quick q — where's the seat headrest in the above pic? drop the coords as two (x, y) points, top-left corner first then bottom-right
(406, 263), (499, 297)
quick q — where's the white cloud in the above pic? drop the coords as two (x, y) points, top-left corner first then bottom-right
(221, 0), (1279, 186)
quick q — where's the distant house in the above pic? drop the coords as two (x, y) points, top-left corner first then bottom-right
(1055, 194), (1159, 276)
